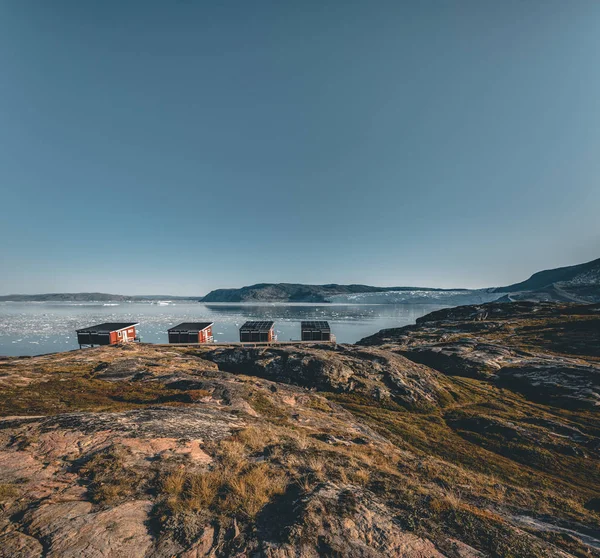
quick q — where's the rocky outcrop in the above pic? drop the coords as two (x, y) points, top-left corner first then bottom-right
(0, 315), (598, 557)
(397, 340), (523, 379)
(359, 301), (600, 409)
(259, 483), (445, 557)
(198, 345), (459, 410)
(496, 361), (600, 409)
(5, 404), (243, 445)
(21, 500), (154, 558)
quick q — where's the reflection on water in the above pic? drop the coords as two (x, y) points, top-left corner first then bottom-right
(0, 301), (449, 356)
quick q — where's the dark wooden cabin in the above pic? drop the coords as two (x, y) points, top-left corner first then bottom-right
(239, 321), (275, 342)
(301, 321), (331, 341)
(168, 322), (214, 344)
(76, 322), (139, 348)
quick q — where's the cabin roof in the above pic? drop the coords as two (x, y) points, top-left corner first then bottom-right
(301, 321), (331, 330)
(240, 320), (274, 331)
(76, 322), (139, 333)
(168, 322), (214, 332)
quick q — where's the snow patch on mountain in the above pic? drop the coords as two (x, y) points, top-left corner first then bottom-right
(327, 289), (502, 305)
(558, 266), (600, 286)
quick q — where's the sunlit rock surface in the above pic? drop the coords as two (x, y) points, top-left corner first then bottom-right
(0, 301), (598, 557)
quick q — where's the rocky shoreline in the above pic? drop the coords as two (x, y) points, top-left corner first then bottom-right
(0, 301), (598, 557)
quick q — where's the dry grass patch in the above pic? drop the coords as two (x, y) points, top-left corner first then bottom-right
(347, 465), (371, 486)
(79, 446), (146, 506)
(248, 391), (287, 420)
(218, 440), (246, 470)
(187, 471), (222, 510)
(221, 462), (288, 518)
(159, 467), (222, 515)
(157, 462), (288, 523)
(303, 454), (328, 480)
(235, 426), (272, 452)
(155, 429), (291, 531)
(0, 483), (19, 502)
(287, 429), (311, 451)
(305, 396), (333, 413)
(161, 468), (187, 497)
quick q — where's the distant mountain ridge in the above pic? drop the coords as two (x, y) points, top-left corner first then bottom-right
(2, 257), (599, 303)
(199, 283), (463, 303)
(0, 293), (199, 302)
(200, 258), (600, 304)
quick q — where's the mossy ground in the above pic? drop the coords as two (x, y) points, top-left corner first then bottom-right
(0, 376), (210, 416)
(0, 354), (211, 416)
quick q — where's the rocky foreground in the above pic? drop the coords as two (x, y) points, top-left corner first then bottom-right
(0, 303), (598, 557)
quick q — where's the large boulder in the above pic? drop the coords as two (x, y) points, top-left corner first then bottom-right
(496, 360), (600, 409)
(199, 346), (458, 410)
(258, 483), (445, 558)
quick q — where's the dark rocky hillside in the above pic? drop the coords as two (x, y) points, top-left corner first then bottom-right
(200, 283), (462, 303)
(0, 302), (599, 556)
(359, 301), (600, 408)
(200, 258), (600, 304)
(495, 258), (600, 293)
(492, 257), (600, 303)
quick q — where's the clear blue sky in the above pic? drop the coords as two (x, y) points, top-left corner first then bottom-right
(1, 1), (599, 295)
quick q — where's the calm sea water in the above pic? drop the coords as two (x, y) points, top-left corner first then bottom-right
(0, 301), (449, 357)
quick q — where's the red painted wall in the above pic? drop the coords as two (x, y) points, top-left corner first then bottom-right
(198, 326), (213, 343)
(109, 326), (137, 344)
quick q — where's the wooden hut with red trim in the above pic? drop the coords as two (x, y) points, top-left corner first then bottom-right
(76, 322), (139, 348)
(168, 322), (214, 344)
(301, 321), (332, 341)
(239, 321), (275, 342)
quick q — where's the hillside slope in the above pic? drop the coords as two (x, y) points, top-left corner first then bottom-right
(200, 283), (458, 303)
(495, 257), (600, 293)
(0, 302), (599, 557)
(200, 259), (600, 304)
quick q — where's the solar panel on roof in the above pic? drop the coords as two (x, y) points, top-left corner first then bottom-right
(301, 321), (330, 330)
(76, 322), (139, 333)
(300, 320), (332, 341)
(168, 322), (213, 332)
(240, 321), (274, 331)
